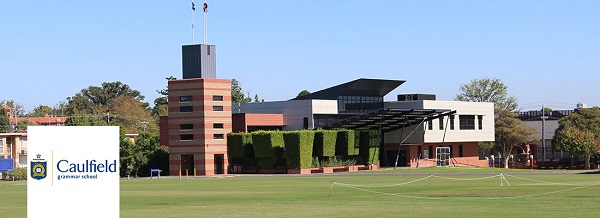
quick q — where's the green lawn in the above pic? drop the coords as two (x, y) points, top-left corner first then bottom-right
(2, 168), (599, 217)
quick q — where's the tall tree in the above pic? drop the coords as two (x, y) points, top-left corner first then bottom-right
(17, 120), (37, 131)
(231, 79), (258, 103)
(0, 107), (10, 132)
(107, 96), (158, 134)
(495, 112), (540, 168)
(153, 76), (176, 116)
(27, 105), (55, 117)
(553, 107), (600, 169)
(455, 77), (518, 112)
(555, 126), (599, 169)
(66, 81), (145, 115)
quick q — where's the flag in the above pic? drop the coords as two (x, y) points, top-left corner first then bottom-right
(192, 2), (195, 11)
(203, 2), (208, 12)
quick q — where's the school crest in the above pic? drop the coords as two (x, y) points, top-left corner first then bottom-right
(31, 154), (47, 180)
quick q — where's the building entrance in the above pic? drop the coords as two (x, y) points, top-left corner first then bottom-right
(181, 154), (194, 175)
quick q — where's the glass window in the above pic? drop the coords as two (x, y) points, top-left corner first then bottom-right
(213, 134), (224, 139)
(213, 95), (223, 101)
(180, 134), (194, 140)
(180, 106), (193, 112)
(213, 106), (223, 111)
(478, 115), (483, 130)
(427, 120), (433, 130)
(459, 115), (476, 130)
(438, 118), (444, 130)
(180, 96), (193, 102)
(180, 124), (193, 130)
(450, 115), (455, 130)
(459, 144), (464, 157)
(213, 123), (224, 129)
(0, 139), (3, 154)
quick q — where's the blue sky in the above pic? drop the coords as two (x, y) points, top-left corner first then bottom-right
(1, 1), (599, 112)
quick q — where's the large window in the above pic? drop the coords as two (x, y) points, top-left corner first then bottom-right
(337, 95), (383, 114)
(180, 96), (193, 102)
(459, 115), (476, 130)
(180, 106), (193, 112)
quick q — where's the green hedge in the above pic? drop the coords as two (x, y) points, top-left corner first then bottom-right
(335, 130), (355, 156)
(227, 133), (245, 158)
(257, 157), (278, 169)
(359, 130), (381, 165)
(283, 130), (315, 169)
(313, 130), (337, 157)
(354, 130), (361, 155)
(252, 131), (284, 158)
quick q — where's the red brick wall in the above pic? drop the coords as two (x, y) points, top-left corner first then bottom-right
(232, 113), (284, 133)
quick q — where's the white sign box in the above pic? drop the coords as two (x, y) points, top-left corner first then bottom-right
(28, 126), (120, 218)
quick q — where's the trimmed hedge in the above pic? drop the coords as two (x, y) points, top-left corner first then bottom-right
(227, 132), (253, 159)
(335, 130), (355, 156)
(252, 131), (284, 158)
(313, 130), (337, 157)
(359, 130), (381, 165)
(354, 130), (361, 155)
(283, 130), (315, 169)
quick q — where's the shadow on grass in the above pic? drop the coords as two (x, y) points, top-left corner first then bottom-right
(578, 170), (600, 175)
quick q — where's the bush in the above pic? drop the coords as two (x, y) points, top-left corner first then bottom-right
(252, 131), (284, 158)
(228, 133), (252, 159)
(336, 130), (355, 156)
(313, 130), (337, 157)
(6, 167), (27, 180)
(257, 157), (278, 169)
(283, 130), (315, 169)
(354, 130), (361, 155)
(359, 130), (381, 165)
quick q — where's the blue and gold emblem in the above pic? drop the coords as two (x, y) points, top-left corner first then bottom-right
(31, 154), (47, 180)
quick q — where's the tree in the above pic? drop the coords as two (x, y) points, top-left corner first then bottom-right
(556, 126), (599, 169)
(107, 96), (158, 134)
(16, 120), (37, 131)
(495, 112), (540, 168)
(231, 79), (259, 103)
(231, 79), (246, 103)
(66, 81), (146, 115)
(553, 107), (600, 169)
(297, 90), (311, 98)
(0, 107), (10, 132)
(153, 76), (176, 116)
(27, 105), (55, 117)
(455, 77), (518, 112)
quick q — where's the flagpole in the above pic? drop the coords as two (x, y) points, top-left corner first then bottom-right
(203, 0), (207, 44)
(192, 0), (195, 44)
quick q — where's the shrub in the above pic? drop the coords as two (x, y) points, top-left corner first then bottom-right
(359, 130), (381, 165)
(228, 133), (252, 159)
(335, 130), (355, 156)
(354, 130), (361, 155)
(252, 131), (284, 158)
(6, 167), (27, 180)
(313, 130), (337, 157)
(283, 130), (315, 169)
(257, 157), (278, 169)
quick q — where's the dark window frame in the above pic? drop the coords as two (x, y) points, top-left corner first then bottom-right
(213, 123), (224, 129)
(180, 134), (194, 140)
(213, 134), (224, 139)
(179, 96), (193, 102)
(478, 115), (483, 130)
(213, 95), (223, 101)
(438, 117), (444, 130)
(180, 124), (193, 130)
(180, 106), (193, 112)
(213, 106), (224, 111)
(450, 115), (455, 130)
(459, 115), (476, 130)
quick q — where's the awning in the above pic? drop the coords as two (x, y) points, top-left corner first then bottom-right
(322, 108), (456, 133)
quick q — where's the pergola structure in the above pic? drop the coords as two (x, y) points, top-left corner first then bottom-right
(322, 108), (456, 133)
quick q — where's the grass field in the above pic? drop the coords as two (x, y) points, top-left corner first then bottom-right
(1, 168), (599, 217)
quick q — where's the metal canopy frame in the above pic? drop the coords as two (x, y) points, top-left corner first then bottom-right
(322, 108), (456, 133)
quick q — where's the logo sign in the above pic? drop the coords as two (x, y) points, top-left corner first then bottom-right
(30, 154), (47, 180)
(27, 126), (119, 218)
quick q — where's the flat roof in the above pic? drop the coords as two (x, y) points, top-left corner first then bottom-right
(322, 108), (456, 132)
(293, 78), (405, 100)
